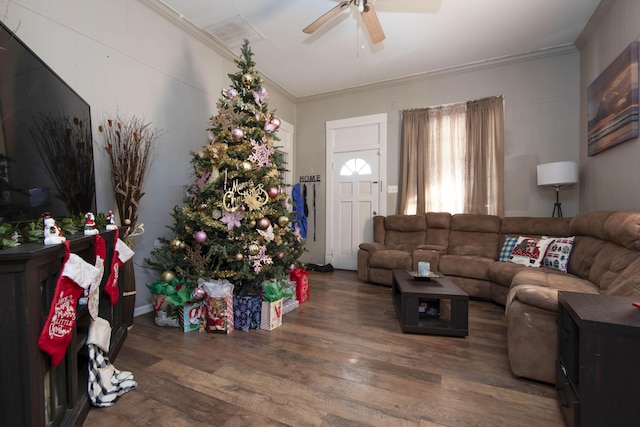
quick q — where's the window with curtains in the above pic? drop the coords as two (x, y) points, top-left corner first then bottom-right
(399, 96), (504, 216)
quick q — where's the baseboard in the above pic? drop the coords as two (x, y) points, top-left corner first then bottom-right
(134, 304), (154, 317)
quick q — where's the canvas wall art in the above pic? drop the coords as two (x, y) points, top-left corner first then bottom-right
(587, 41), (639, 156)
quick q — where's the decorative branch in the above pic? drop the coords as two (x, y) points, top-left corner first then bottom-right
(97, 115), (161, 243)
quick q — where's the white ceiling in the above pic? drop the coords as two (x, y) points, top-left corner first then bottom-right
(158, 0), (602, 99)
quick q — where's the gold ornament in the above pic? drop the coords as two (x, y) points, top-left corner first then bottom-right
(250, 220), (257, 227)
(235, 253), (244, 261)
(160, 270), (175, 283)
(170, 238), (182, 250)
(248, 243), (260, 255)
(124, 219), (131, 225)
(179, 242), (186, 249)
(242, 73), (254, 86)
(278, 216), (290, 227)
(240, 161), (253, 171)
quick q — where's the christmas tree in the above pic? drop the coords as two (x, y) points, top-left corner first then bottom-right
(147, 40), (305, 296)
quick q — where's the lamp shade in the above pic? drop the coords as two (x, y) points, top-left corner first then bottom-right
(537, 161), (578, 187)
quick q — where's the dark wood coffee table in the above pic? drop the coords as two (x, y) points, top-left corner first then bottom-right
(391, 269), (469, 336)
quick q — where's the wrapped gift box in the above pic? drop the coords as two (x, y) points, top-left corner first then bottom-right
(290, 268), (309, 304)
(151, 294), (179, 328)
(233, 295), (262, 332)
(204, 293), (234, 334)
(260, 299), (283, 330)
(178, 302), (203, 333)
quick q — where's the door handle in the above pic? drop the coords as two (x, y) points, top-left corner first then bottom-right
(373, 211), (377, 216)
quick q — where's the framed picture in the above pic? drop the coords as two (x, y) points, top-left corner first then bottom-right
(587, 41), (639, 156)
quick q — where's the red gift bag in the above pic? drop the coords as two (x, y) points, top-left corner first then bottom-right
(290, 267), (309, 304)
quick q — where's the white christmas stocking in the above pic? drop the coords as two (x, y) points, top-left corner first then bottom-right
(38, 241), (101, 366)
(88, 235), (106, 320)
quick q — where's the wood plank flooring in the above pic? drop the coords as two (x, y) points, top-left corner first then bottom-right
(84, 270), (565, 427)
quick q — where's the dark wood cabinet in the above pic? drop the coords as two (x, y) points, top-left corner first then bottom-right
(556, 291), (640, 427)
(0, 230), (128, 427)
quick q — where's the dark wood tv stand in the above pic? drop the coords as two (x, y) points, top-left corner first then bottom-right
(0, 230), (129, 427)
(556, 291), (640, 427)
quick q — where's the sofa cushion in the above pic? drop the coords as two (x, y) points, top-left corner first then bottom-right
(369, 250), (412, 270)
(567, 235), (606, 279)
(383, 214), (426, 252)
(488, 260), (526, 287)
(425, 212), (451, 249)
(508, 236), (554, 268)
(510, 268), (597, 294)
(501, 216), (571, 237)
(587, 242), (640, 293)
(447, 214), (501, 259)
(541, 236), (574, 272)
(604, 211), (640, 250)
(605, 257), (640, 299)
(439, 254), (493, 280)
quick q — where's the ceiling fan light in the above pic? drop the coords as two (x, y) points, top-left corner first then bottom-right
(357, 2), (365, 13)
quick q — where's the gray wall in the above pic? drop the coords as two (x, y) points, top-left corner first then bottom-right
(2, 0), (296, 315)
(8, 0), (635, 308)
(578, 0), (640, 212)
(296, 50), (581, 264)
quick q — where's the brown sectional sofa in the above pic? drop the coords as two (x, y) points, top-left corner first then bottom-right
(357, 211), (640, 384)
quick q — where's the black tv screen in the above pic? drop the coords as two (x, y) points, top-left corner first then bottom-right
(0, 19), (95, 223)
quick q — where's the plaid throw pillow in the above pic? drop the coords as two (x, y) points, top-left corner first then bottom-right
(499, 235), (519, 262)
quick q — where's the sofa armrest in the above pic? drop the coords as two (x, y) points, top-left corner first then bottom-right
(506, 284), (559, 313)
(359, 242), (386, 253)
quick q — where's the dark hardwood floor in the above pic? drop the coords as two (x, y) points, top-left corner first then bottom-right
(84, 270), (565, 426)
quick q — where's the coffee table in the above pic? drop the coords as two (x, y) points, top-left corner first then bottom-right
(391, 269), (469, 336)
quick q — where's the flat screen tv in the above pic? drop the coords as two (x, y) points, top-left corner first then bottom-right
(0, 19), (96, 224)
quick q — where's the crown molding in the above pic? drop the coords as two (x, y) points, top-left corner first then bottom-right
(296, 44), (578, 104)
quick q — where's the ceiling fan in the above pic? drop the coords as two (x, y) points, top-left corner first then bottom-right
(303, 0), (385, 44)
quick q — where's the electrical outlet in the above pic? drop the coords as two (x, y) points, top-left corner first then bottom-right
(388, 185), (398, 194)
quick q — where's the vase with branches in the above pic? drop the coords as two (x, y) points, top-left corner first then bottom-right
(97, 115), (160, 244)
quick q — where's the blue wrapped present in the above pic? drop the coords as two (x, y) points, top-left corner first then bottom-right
(233, 295), (262, 332)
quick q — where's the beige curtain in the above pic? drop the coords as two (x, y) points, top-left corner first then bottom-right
(465, 96), (504, 216)
(400, 96), (504, 216)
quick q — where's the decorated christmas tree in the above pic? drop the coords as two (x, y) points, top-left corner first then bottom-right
(147, 40), (305, 296)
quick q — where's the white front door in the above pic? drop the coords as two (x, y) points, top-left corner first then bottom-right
(326, 113), (387, 270)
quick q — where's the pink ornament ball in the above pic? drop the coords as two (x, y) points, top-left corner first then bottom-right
(231, 128), (244, 141)
(277, 252), (284, 259)
(270, 116), (281, 130)
(194, 231), (207, 243)
(257, 217), (271, 230)
(267, 187), (279, 198)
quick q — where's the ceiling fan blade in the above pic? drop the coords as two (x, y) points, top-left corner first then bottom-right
(362, 3), (385, 44)
(303, 1), (351, 34)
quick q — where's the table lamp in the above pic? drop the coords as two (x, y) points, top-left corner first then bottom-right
(537, 161), (578, 217)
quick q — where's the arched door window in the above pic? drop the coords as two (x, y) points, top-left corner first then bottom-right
(339, 158), (372, 176)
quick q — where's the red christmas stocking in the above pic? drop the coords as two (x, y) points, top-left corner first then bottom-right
(88, 235), (107, 320)
(105, 230), (135, 305)
(38, 241), (101, 366)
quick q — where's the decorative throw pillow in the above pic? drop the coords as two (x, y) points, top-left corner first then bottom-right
(541, 236), (575, 273)
(509, 236), (554, 268)
(499, 235), (519, 262)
